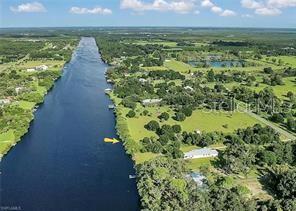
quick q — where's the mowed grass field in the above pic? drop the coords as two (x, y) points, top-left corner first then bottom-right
(122, 105), (261, 142)
(17, 60), (64, 69)
(164, 59), (281, 74)
(251, 77), (296, 99)
(164, 59), (196, 73)
(127, 40), (178, 47)
(0, 130), (15, 155)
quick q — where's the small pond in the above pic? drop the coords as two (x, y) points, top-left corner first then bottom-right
(188, 60), (245, 68)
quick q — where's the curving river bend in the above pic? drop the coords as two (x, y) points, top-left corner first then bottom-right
(0, 37), (139, 211)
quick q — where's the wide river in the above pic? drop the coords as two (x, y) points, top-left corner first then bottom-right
(0, 37), (139, 211)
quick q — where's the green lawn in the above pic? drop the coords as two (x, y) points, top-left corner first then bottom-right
(18, 60), (64, 69)
(181, 109), (261, 133)
(134, 152), (160, 164)
(0, 130), (15, 143)
(129, 40), (178, 47)
(164, 59), (196, 73)
(186, 157), (215, 171)
(251, 77), (296, 99)
(124, 104), (261, 142)
(17, 101), (36, 110)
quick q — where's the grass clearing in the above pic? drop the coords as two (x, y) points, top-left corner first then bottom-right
(134, 152), (160, 164)
(164, 60), (196, 73)
(0, 130), (15, 143)
(233, 170), (272, 200)
(181, 109), (261, 133)
(17, 101), (36, 110)
(186, 157), (215, 171)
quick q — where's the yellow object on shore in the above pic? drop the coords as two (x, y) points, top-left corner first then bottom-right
(104, 138), (119, 144)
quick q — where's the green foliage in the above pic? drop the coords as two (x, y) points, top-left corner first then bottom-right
(174, 112), (186, 121)
(145, 120), (160, 131)
(126, 110), (136, 118)
(158, 112), (169, 121)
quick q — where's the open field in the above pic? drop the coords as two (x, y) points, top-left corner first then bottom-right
(164, 59), (197, 73)
(131, 40), (178, 47)
(185, 157), (215, 171)
(123, 105), (262, 142)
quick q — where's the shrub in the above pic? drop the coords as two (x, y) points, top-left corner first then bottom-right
(126, 110), (136, 118)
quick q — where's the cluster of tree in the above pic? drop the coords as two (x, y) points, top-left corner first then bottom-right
(207, 70), (256, 86)
(95, 37), (163, 63)
(142, 122), (183, 158)
(148, 70), (185, 80)
(236, 124), (280, 145)
(182, 131), (223, 147)
(212, 40), (251, 47)
(114, 77), (154, 99)
(0, 39), (45, 63)
(219, 126), (296, 174)
(137, 157), (257, 211)
(265, 166), (296, 200)
(263, 74), (284, 86)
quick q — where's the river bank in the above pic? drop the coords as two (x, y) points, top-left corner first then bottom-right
(0, 66), (65, 161)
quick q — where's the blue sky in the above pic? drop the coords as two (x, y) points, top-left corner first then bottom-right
(1, 0), (295, 28)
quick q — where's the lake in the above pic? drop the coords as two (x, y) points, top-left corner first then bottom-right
(0, 37), (139, 211)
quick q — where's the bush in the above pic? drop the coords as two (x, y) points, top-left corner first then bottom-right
(158, 112), (170, 121)
(126, 110), (136, 118)
(145, 120), (160, 131)
(174, 112), (186, 121)
(172, 125), (182, 133)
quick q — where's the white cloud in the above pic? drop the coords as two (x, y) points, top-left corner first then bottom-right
(211, 6), (222, 13)
(10, 2), (46, 13)
(120, 0), (196, 14)
(255, 7), (282, 15)
(201, 0), (214, 7)
(241, 0), (263, 9)
(201, 0), (236, 17)
(220, 9), (236, 16)
(241, 0), (296, 16)
(70, 6), (112, 15)
(267, 0), (296, 8)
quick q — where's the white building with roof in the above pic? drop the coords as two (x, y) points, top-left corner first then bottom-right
(184, 148), (218, 160)
(35, 65), (48, 71)
(142, 99), (162, 106)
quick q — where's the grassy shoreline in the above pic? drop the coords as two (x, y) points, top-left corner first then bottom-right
(0, 65), (65, 160)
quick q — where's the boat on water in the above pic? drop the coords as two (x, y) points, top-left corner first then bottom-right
(129, 175), (136, 179)
(104, 138), (119, 144)
(108, 104), (115, 109)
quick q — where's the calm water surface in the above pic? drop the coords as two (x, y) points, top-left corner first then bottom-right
(0, 37), (139, 211)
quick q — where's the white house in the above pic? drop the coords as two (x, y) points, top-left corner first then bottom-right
(184, 148), (218, 160)
(35, 65), (48, 71)
(26, 65), (48, 72)
(142, 99), (162, 106)
(139, 78), (148, 83)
